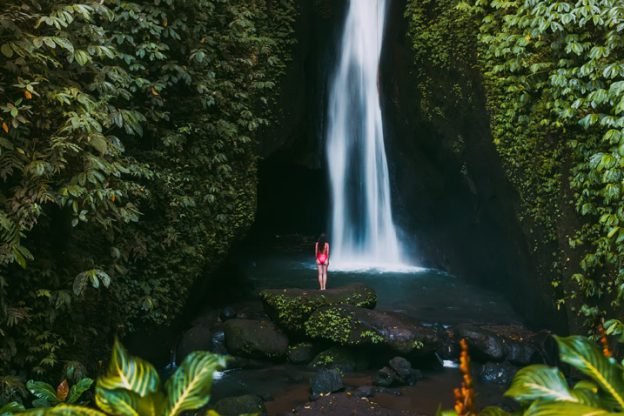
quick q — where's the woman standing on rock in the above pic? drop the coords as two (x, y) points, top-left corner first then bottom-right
(315, 234), (330, 290)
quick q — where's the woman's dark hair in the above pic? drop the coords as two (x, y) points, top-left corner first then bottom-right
(317, 233), (327, 248)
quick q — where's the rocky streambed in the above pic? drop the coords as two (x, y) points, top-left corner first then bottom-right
(177, 280), (556, 416)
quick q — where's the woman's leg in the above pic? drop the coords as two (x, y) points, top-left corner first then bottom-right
(317, 264), (323, 290)
(322, 264), (328, 290)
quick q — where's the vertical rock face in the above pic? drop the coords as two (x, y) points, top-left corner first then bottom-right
(379, 0), (565, 330)
(256, 0), (564, 330)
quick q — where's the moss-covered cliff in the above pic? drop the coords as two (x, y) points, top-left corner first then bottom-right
(403, 0), (624, 331)
(0, 0), (297, 377)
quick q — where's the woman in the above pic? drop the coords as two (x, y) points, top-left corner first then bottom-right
(315, 234), (330, 290)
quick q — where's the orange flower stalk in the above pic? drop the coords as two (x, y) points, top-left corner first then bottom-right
(598, 322), (612, 359)
(454, 338), (476, 416)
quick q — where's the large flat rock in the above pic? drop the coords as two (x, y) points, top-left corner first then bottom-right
(304, 305), (439, 355)
(223, 319), (289, 360)
(260, 284), (377, 334)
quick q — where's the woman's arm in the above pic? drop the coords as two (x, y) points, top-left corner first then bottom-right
(315, 242), (318, 256)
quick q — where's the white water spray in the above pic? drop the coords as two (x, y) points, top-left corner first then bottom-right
(326, 0), (408, 270)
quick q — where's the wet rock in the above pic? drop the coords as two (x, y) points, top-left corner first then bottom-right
(483, 324), (539, 365)
(293, 393), (404, 415)
(388, 357), (422, 385)
(353, 385), (375, 398)
(305, 305), (439, 355)
(210, 328), (228, 355)
(479, 362), (518, 385)
(223, 319), (288, 360)
(309, 346), (368, 373)
(213, 394), (266, 416)
(219, 306), (236, 321)
(176, 326), (213, 360)
(374, 366), (397, 387)
(435, 325), (460, 360)
(374, 387), (403, 396)
(260, 284), (377, 334)
(456, 324), (505, 362)
(310, 369), (344, 400)
(288, 342), (316, 364)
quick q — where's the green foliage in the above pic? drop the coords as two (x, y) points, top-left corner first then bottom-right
(3, 339), (227, 416)
(440, 327), (624, 415)
(460, 0), (624, 323)
(407, 0), (624, 325)
(0, 0), (296, 380)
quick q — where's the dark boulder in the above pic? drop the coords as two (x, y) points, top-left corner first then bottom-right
(176, 326), (213, 361)
(305, 305), (439, 355)
(213, 394), (266, 416)
(456, 325), (505, 362)
(479, 362), (518, 385)
(373, 366), (397, 387)
(288, 342), (316, 364)
(456, 324), (540, 365)
(223, 319), (288, 360)
(219, 306), (236, 321)
(388, 357), (422, 385)
(310, 369), (344, 400)
(353, 385), (375, 398)
(309, 346), (368, 373)
(260, 284), (377, 334)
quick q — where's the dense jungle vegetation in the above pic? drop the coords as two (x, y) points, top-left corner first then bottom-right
(406, 0), (624, 330)
(0, 0), (295, 382)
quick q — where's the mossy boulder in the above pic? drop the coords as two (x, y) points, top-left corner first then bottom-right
(309, 346), (369, 373)
(288, 342), (317, 364)
(223, 319), (288, 360)
(259, 284), (377, 335)
(305, 305), (439, 355)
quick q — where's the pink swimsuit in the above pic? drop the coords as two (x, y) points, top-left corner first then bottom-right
(316, 243), (329, 265)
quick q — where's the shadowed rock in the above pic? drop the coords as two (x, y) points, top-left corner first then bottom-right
(223, 319), (289, 360)
(260, 284), (377, 334)
(305, 305), (439, 355)
(456, 324), (538, 364)
(213, 394), (266, 416)
(310, 369), (344, 400)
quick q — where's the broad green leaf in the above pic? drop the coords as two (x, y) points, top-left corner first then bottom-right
(94, 386), (140, 416)
(164, 351), (227, 416)
(27, 380), (59, 406)
(0, 401), (25, 415)
(524, 401), (623, 416)
(18, 404), (107, 415)
(480, 407), (511, 416)
(555, 336), (624, 408)
(67, 378), (94, 404)
(97, 339), (159, 397)
(505, 364), (577, 402)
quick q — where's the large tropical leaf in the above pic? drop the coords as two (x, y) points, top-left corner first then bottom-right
(94, 386), (140, 416)
(95, 384), (165, 416)
(26, 380), (58, 407)
(524, 401), (624, 416)
(555, 336), (624, 409)
(18, 404), (107, 415)
(163, 351), (227, 416)
(0, 402), (25, 415)
(505, 364), (577, 403)
(97, 339), (159, 397)
(480, 407), (512, 416)
(67, 378), (94, 404)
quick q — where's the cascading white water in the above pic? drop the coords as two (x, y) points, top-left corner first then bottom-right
(326, 0), (406, 270)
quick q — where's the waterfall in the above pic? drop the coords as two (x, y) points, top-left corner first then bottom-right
(325, 0), (406, 270)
